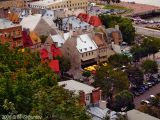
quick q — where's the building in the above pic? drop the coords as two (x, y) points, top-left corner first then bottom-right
(93, 33), (109, 63)
(77, 13), (102, 27)
(20, 14), (57, 36)
(127, 109), (160, 120)
(61, 30), (99, 69)
(29, 0), (88, 11)
(45, 33), (66, 48)
(62, 16), (92, 31)
(105, 26), (123, 45)
(0, 18), (23, 48)
(0, 0), (25, 9)
(58, 80), (101, 106)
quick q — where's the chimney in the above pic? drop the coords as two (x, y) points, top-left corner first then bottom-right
(115, 25), (119, 30)
(69, 23), (72, 30)
(79, 91), (85, 106)
(99, 100), (107, 109)
(92, 88), (101, 107)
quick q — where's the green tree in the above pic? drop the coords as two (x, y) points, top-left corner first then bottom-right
(113, 90), (134, 112)
(108, 54), (131, 67)
(141, 59), (158, 74)
(93, 65), (129, 97)
(0, 44), (90, 119)
(127, 67), (144, 87)
(119, 19), (135, 44)
(31, 86), (90, 120)
(56, 56), (71, 73)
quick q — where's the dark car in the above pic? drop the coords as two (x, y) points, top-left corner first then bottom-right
(148, 80), (156, 86)
(137, 88), (145, 94)
(140, 85), (149, 90)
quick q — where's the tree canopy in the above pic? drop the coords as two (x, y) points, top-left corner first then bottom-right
(113, 90), (134, 112)
(93, 65), (129, 98)
(127, 66), (144, 87)
(130, 37), (160, 60)
(141, 59), (158, 74)
(0, 44), (90, 120)
(108, 54), (131, 67)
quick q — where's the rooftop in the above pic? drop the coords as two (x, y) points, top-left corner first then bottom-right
(20, 14), (42, 31)
(50, 34), (65, 47)
(76, 34), (98, 53)
(30, 0), (65, 6)
(127, 109), (160, 120)
(58, 80), (95, 94)
(63, 16), (92, 31)
(0, 18), (19, 29)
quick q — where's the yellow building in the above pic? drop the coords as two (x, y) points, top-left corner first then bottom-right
(29, 0), (88, 11)
(0, 0), (26, 9)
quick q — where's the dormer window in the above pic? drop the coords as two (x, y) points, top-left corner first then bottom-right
(90, 47), (92, 49)
(80, 49), (82, 52)
(84, 48), (87, 51)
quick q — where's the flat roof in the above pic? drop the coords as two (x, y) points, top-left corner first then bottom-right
(0, 18), (19, 29)
(58, 80), (95, 94)
(127, 109), (160, 120)
(30, 0), (65, 6)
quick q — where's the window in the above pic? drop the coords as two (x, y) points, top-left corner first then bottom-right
(86, 95), (90, 101)
(86, 53), (87, 56)
(82, 54), (83, 57)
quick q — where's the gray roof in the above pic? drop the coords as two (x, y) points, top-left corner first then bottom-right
(0, 18), (20, 29)
(62, 16), (92, 31)
(127, 109), (160, 120)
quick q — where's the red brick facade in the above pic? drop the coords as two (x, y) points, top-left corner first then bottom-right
(0, 25), (23, 48)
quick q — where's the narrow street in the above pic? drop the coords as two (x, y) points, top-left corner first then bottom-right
(134, 83), (160, 108)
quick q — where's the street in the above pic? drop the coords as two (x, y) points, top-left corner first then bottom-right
(134, 83), (160, 108)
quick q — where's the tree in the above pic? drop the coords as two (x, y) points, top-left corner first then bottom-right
(0, 44), (90, 119)
(31, 86), (90, 120)
(127, 67), (144, 87)
(56, 56), (71, 73)
(109, 70), (129, 93)
(119, 19), (135, 44)
(141, 59), (158, 74)
(113, 90), (134, 112)
(108, 54), (131, 67)
(93, 65), (129, 98)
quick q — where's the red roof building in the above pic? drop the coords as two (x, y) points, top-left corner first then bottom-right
(51, 44), (62, 58)
(49, 60), (60, 73)
(89, 16), (102, 27)
(77, 13), (102, 27)
(77, 13), (89, 22)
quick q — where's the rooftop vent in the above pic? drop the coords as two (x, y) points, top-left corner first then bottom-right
(90, 47), (92, 49)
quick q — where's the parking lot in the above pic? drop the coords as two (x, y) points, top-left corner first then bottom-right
(134, 82), (160, 108)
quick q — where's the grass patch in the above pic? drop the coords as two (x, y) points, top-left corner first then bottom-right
(103, 4), (133, 14)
